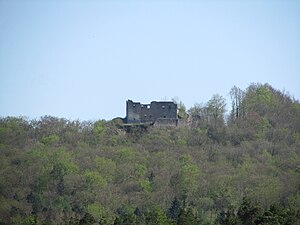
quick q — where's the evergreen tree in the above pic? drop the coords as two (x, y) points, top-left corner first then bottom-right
(217, 206), (239, 225)
(79, 213), (96, 225)
(237, 197), (263, 225)
(177, 208), (198, 225)
(145, 206), (171, 225)
(167, 197), (182, 221)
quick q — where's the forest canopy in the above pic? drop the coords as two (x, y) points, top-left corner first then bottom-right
(0, 83), (300, 224)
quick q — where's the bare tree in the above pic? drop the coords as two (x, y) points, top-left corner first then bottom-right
(230, 86), (245, 121)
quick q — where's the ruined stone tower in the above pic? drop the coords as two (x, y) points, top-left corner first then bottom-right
(125, 100), (178, 127)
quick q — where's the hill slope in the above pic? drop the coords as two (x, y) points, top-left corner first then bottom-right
(0, 83), (300, 224)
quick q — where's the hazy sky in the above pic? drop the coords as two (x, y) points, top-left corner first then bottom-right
(1, 0), (300, 120)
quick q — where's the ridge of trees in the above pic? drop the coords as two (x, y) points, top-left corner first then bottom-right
(0, 83), (300, 224)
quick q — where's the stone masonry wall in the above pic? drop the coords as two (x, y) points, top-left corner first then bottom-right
(126, 100), (178, 126)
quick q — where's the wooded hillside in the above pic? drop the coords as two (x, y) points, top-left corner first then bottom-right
(1, 83), (300, 224)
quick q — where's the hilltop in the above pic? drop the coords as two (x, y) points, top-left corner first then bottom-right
(0, 83), (300, 224)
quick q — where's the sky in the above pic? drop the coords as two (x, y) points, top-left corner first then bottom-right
(1, 0), (300, 121)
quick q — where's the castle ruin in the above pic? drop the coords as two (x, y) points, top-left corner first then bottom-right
(125, 100), (178, 127)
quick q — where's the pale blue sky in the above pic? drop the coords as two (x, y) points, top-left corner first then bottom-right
(1, 0), (300, 120)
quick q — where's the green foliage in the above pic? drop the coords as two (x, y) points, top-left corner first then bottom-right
(41, 134), (60, 146)
(79, 212), (96, 225)
(178, 154), (200, 194)
(50, 149), (79, 178)
(0, 83), (300, 224)
(86, 203), (114, 224)
(167, 197), (181, 221)
(217, 206), (239, 225)
(0, 117), (30, 148)
(84, 171), (107, 188)
(177, 208), (198, 225)
(207, 94), (226, 128)
(217, 198), (300, 225)
(93, 120), (106, 136)
(172, 97), (188, 120)
(118, 147), (136, 162)
(94, 156), (116, 182)
(170, 154), (201, 198)
(138, 179), (152, 193)
(114, 207), (139, 225)
(237, 197), (263, 225)
(11, 215), (38, 225)
(145, 206), (172, 225)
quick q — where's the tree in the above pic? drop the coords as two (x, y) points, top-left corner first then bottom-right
(167, 197), (182, 221)
(79, 213), (96, 225)
(172, 97), (188, 120)
(229, 86), (245, 122)
(188, 103), (209, 128)
(237, 197), (263, 225)
(206, 94), (226, 129)
(1, 83), (300, 224)
(0, 117), (32, 148)
(177, 208), (198, 225)
(257, 203), (285, 225)
(217, 206), (239, 225)
(145, 206), (172, 225)
(170, 155), (200, 199)
(114, 206), (144, 225)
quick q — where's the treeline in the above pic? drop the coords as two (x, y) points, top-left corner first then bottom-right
(0, 83), (300, 224)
